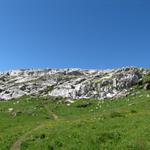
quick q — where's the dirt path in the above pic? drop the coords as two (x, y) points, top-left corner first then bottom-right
(10, 124), (43, 150)
(10, 107), (58, 150)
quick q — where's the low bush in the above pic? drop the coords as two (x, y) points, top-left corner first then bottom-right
(110, 111), (125, 118)
(98, 132), (121, 143)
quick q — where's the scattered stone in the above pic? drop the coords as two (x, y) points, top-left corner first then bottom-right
(67, 103), (71, 106)
(128, 103), (134, 106)
(144, 83), (150, 90)
(65, 99), (74, 104)
(8, 108), (14, 112)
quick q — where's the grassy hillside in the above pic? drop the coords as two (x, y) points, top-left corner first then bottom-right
(0, 89), (150, 150)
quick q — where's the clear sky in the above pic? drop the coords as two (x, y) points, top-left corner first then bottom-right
(0, 0), (149, 71)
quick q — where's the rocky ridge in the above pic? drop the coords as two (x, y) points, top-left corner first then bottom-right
(0, 67), (149, 100)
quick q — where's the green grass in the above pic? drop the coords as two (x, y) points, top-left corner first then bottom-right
(143, 74), (150, 83)
(0, 90), (150, 150)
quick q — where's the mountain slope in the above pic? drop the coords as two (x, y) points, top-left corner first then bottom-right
(0, 67), (149, 100)
(0, 67), (150, 149)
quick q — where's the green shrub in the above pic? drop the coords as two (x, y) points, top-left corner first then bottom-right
(98, 132), (121, 143)
(40, 134), (46, 139)
(47, 145), (54, 150)
(76, 102), (92, 108)
(110, 111), (124, 118)
(130, 109), (137, 113)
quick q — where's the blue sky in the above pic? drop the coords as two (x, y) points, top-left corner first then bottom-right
(0, 0), (149, 71)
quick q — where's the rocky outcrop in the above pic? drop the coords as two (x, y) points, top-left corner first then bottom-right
(0, 67), (149, 100)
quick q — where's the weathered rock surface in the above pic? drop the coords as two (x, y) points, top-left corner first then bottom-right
(0, 67), (149, 100)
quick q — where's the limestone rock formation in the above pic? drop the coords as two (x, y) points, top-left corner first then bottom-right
(0, 67), (149, 100)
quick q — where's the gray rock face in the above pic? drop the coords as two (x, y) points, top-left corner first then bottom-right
(0, 67), (149, 100)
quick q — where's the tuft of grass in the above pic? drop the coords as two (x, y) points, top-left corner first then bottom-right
(110, 111), (125, 118)
(128, 139), (148, 150)
(98, 131), (121, 143)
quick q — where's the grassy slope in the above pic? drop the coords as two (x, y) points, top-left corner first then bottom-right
(0, 89), (150, 150)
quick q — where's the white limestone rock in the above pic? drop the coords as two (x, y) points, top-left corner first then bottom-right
(0, 67), (149, 100)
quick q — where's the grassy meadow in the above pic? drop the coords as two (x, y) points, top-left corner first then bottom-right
(0, 89), (150, 150)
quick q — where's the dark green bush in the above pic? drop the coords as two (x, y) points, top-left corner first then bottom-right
(130, 109), (137, 113)
(98, 132), (121, 143)
(110, 111), (124, 118)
